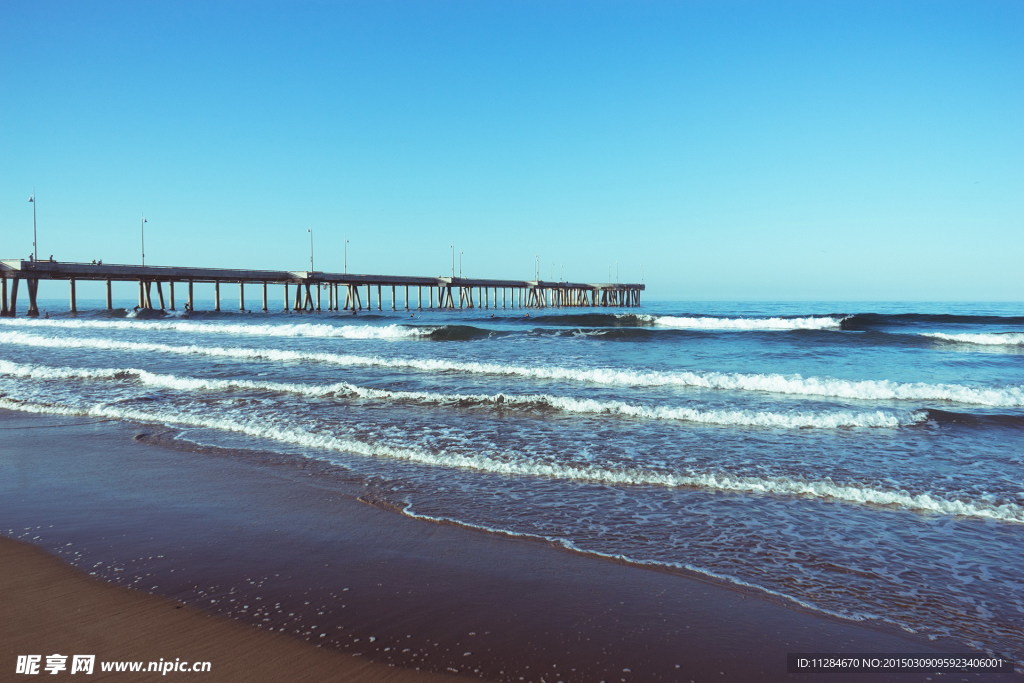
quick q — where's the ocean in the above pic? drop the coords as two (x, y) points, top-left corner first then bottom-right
(1, 299), (1022, 667)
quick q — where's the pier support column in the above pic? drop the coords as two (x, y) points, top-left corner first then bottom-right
(417, 287), (422, 310)
(239, 282), (246, 311)
(188, 280), (194, 311)
(6, 278), (19, 317)
(26, 278), (39, 317)
(391, 285), (396, 311)
(283, 283), (289, 311)
(214, 282), (221, 312)
(262, 282), (268, 311)
(316, 284), (321, 311)
(69, 279), (77, 313)
(1, 278), (8, 316)
(169, 281), (176, 311)
(156, 282), (165, 310)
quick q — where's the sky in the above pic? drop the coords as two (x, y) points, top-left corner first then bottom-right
(1, 0), (1021, 301)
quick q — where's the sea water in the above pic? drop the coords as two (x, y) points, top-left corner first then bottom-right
(1, 299), (1022, 662)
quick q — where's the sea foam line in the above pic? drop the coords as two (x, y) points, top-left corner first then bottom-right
(646, 315), (845, 331)
(922, 332), (1024, 346)
(3, 330), (1023, 407)
(0, 359), (923, 428)
(0, 317), (433, 340)
(0, 397), (1020, 524)
(398, 506), (892, 625)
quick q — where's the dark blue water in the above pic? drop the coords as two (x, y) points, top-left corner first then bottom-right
(1, 299), (1022, 662)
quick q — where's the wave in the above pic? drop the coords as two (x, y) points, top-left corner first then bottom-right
(3, 330), (1023, 407)
(926, 409), (1024, 429)
(0, 317), (435, 340)
(648, 315), (845, 331)
(1, 396), (1020, 524)
(842, 313), (1024, 330)
(922, 332), (1024, 346)
(518, 313), (652, 327)
(520, 312), (846, 331)
(424, 324), (498, 341)
(0, 359), (925, 428)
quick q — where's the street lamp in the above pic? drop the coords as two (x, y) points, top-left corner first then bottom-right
(459, 251), (463, 278)
(27, 192), (37, 261)
(141, 215), (148, 266)
(450, 244), (455, 278)
(308, 228), (314, 271)
(344, 239), (349, 274)
(535, 255), (540, 281)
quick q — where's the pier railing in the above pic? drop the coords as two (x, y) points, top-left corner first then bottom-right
(0, 259), (643, 317)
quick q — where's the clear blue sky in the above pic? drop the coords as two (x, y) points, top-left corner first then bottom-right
(2, 0), (1021, 300)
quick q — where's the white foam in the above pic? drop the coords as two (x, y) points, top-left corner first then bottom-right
(1, 396), (1020, 524)
(0, 359), (923, 429)
(0, 317), (432, 340)
(648, 315), (845, 331)
(2, 330), (1022, 407)
(923, 332), (1024, 346)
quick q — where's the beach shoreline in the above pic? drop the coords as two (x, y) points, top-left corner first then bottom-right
(0, 408), (1014, 681)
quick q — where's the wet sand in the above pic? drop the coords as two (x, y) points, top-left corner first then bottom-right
(0, 535), (455, 681)
(0, 409), (1009, 681)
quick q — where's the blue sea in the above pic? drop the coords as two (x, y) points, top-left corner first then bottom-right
(1, 299), (1022, 663)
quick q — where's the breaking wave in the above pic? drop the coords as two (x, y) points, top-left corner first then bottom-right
(648, 315), (845, 331)
(0, 317), (434, 340)
(0, 359), (924, 429)
(922, 332), (1024, 346)
(2, 331), (1023, 407)
(0, 397), (1020, 524)
(520, 312), (846, 331)
(842, 313), (1024, 330)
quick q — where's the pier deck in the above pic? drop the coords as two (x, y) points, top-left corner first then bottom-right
(0, 259), (643, 316)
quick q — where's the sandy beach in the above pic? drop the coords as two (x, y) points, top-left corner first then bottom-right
(0, 535), (455, 682)
(0, 408), (1011, 681)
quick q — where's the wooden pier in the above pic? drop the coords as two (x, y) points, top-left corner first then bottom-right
(0, 259), (644, 317)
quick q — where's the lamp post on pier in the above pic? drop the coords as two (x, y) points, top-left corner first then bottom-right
(141, 215), (148, 265)
(344, 239), (349, 274)
(308, 228), (314, 271)
(27, 192), (37, 261)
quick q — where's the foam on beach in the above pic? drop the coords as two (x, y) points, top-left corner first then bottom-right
(1, 396), (1021, 525)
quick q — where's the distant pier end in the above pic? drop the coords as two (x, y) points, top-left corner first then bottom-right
(0, 260), (644, 317)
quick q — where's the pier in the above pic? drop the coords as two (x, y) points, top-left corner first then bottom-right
(0, 259), (644, 317)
